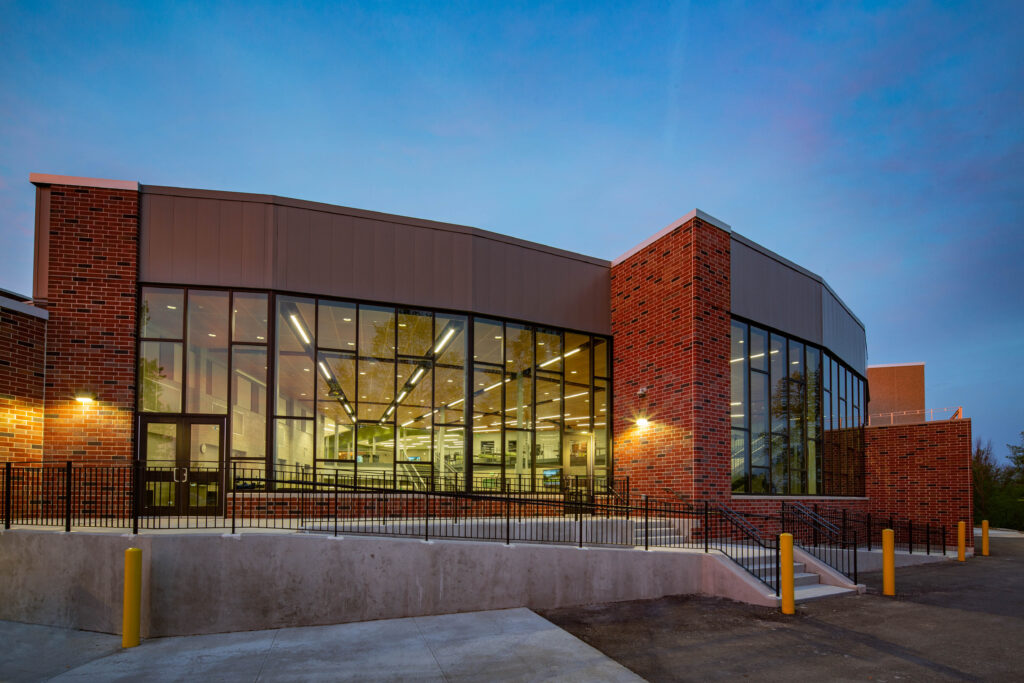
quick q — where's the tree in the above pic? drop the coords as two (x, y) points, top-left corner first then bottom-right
(1008, 431), (1024, 482)
(972, 439), (1003, 522)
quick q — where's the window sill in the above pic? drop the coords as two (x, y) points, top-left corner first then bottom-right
(731, 494), (869, 501)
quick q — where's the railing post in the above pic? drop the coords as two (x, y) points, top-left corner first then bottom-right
(505, 494), (511, 545)
(704, 501), (709, 553)
(941, 524), (947, 555)
(853, 529), (858, 584)
(866, 513), (872, 551)
(231, 461), (237, 535)
(334, 478), (339, 537)
(3, 462), (11, 529)
(424, 491), (430, 542)
(925, 522), (931, 555)
(780, 502), (786, 533)
(842, 508), (847, 546)
(775, 535), (781, 597)
(643, 495), (649, 551)
(64, 461), (73, 533)
(908, 520), (913, 554)
(578, 498), (583, 548)
(132, 460), (140, 535)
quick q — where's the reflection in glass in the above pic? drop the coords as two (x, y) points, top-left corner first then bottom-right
(186, 290), (229, 414)
(275, 418), (314, 474)
(232, 292), (267, 343)
(398, 309), (433, 357)
(231, 347), (267, 459)
(318, 300), (356, 350)
(139, 341), (183, 412)
(359, 306), (395, 358)
(141, 288), (183, 339)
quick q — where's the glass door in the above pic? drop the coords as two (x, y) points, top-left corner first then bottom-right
(140, 417), (225, 515)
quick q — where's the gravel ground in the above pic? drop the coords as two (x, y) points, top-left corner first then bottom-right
(541, 535), (1024, 682)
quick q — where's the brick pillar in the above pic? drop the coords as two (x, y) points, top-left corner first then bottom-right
(35, 179), (139, 464)
(0, 303), (47, 463)
(611, 215), (731, 503)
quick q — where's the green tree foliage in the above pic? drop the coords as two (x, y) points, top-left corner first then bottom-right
(973, 434), (1024, 530)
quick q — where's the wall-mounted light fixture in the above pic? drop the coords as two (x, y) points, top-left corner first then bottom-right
(635, 387), (650, 428)
(74, 390), (98, 404)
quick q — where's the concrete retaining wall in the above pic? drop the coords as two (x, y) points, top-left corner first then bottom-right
(0, 529), (758, 636)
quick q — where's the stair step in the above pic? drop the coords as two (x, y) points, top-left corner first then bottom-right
(792, 584), (857, 603)
(761, 572), (820, 587)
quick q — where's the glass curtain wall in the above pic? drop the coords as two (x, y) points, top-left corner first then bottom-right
(730, 318), (865, 496)
(141, 285), (611, 492)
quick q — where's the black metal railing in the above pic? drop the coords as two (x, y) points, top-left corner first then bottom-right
(812, 505), (948, 556)
(1, 462), (784, 592)
(782, 502), (858, 583)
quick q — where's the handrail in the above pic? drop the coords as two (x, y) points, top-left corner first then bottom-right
(716, 503), (770, 545)
(789, 502), (841, 537)
(782, 501), (858, 583)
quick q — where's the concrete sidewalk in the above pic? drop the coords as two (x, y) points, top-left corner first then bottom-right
(0, 608), (641, 682)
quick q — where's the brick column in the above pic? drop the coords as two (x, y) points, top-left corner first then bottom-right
(34, 178), (139, 464)
(611, 214), (731, 503)
(0, 302), (47, 463)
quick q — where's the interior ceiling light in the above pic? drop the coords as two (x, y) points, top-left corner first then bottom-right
(434, 328), (456, 354)
(289, 313), (312, 345)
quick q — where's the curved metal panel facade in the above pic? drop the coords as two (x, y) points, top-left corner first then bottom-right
(139, 186), (611, 335)
(730, 233), (865, 375)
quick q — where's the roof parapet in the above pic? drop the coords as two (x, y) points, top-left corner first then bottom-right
(30, 173), (138, 191)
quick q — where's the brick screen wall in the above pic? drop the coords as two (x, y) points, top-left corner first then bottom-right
(39, 183), (139, 464)
(0, 305), (46, 463)
(864, 419), (973, 544)
(611, 217), (731, 503)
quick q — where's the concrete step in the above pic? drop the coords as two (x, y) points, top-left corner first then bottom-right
(791, 584), (857, 603)
(761, 572), (820, 588)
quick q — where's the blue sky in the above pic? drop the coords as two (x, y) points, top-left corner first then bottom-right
(1, 1), (1022, 460)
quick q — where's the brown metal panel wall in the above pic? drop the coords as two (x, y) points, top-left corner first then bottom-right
(821, 286), (867, 375)
(139, 188), (611, 334)
(216, 200), (243, 285)
(730, 237), (822, 344)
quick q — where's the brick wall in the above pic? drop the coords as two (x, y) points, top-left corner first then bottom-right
(39, 184), (139, 464)
(611, 217), (731, 503)
(864, 419), (973, 544)
(0, 305), (46, 463)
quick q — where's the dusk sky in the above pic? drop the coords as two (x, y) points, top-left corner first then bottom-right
(1, 1), (1021, 460)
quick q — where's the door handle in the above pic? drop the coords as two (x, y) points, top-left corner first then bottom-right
(172, 467), (180, 483)
(181, 468), (189, 483)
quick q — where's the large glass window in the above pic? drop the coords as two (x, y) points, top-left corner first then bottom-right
(731, 318), (865, 496)
(139, 286), (611, 491)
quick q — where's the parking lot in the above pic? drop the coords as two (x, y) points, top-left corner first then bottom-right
(541, 533), (1024, 682)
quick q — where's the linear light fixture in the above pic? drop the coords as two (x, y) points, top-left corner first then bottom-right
(289, 313), (311, 345)
(434, 328), (456, 354)
(539, 346), (580, 369)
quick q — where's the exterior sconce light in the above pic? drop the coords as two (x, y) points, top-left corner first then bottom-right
(635, 387), (650, 428)
(74, 390), (97, 404)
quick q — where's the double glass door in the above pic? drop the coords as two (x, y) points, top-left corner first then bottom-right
(140, 417), (225, 515)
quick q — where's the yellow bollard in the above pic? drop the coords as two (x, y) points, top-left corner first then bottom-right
(122, 547), (142, 648)
(982, 520), (989, 557)
(780, 532), (795, 615)
(882, 528), (895, 596)
(957, 521), (966, 562)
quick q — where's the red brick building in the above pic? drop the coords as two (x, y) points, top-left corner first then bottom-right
(0, 173), (971, 540)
